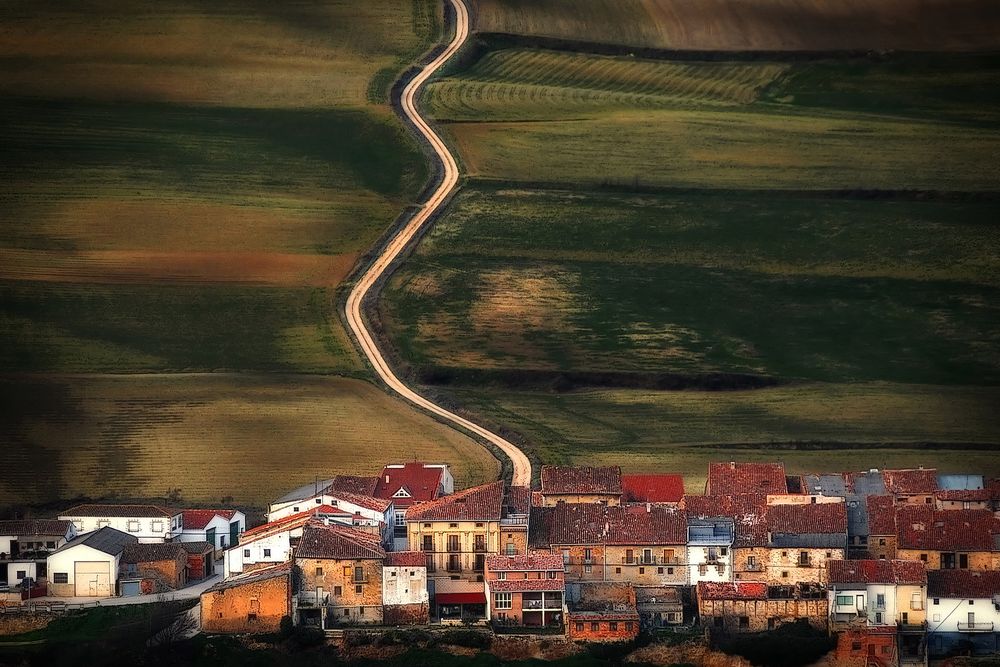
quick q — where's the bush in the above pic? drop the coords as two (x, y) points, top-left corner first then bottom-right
(279, 616), (294, 640)
(435, 629), (491, 649)
(717, 620), (835, 667)
(343, 630), (374, 647)
(290, 626), (326, 649)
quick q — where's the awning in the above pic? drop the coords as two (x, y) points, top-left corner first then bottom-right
(436, 592), (486, 605)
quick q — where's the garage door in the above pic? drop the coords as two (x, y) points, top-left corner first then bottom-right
(74, 561), (111, 597)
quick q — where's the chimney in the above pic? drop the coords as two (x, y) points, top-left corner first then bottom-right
(385, 475), (390, 483)
(730, 461), (736, 470)
(646, 503), (651, 513)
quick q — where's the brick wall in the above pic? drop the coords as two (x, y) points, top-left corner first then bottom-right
(567, 615), (639, 642)
(201, 573), (290, 634)
(698, 598), (828, 633)
(123, 555), (187, 591)
(834, 628), (897, 667)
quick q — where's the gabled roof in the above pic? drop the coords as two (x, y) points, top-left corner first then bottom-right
(373, 463), (446, 506)
(706, 462), (786, 496)
(486, 554), (564, 572)
(329, 490), (391, 513)
(768, 502), (847, 536)
(533, 503), (687, 546)
(241, 505), (347, 540)
(52, 526), (136, 556)
(0, 519), (73, 537)
(895, 507), (1000, 551)
(621, 474), (685, 504)
(121, 542), (186, 564)
(385, 551), (426, 568)
(681, 494), (768, 547)
(181, 510), (238, 530)
(406, 481), (504, 522)
(882, 468), (938, 495)
(505, 486), (531, 516)
(828, 559), (926, 586)
(866, 496), (896, 536)
(927, 570), (1000, 599)
(295, 522), (385, 561)
(180, 541), (214, 554)
(698, 582), (767, 601)
(329, 475), (379, 497)
(540, 466), (622, 496)
(60, 504), (177, 518)
(205, 562), (290, 594)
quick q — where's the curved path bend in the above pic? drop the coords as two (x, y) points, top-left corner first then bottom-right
(345, 0), (532, 487)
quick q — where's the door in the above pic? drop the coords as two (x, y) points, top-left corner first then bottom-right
(121, 580), (141, 597)
(229, 521), (240, 547)
(74, 561), (111, 597)
(206, 528), (217, 548)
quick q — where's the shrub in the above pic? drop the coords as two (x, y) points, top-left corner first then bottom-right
(436, 629), (491, 649)
(290, 626), (326, 649)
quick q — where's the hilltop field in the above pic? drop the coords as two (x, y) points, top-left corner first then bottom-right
(379, 8), (1000, 482)
(0, 0), (501, 508)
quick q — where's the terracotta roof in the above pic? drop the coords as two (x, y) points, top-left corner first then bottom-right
(180, 541), (214, 554)
(540, 466), (622, 496)
(385, 551), (426, 568)
(927, 570), (1000, 599)
(828, 560), (926, 585)
(882, 469), (938, 495)
(505, 486), (531, 515)
(489, 578), (565, 592)
(60, 504), (177, 518)
(329, 475), (378, 497)
(329, 490), (391, 513)
(242, 505), (347, 540)
(406, 481), (504, 522)
(681, 494), (768, 547)
(373, 463), (446, 507)
(534, 503), (686, 546)
(182, 510), (238, 530)
(295, 522), (385, 560)
(896, 507), (1000, 551)
(0, 519), (73, 537)
(205, 562), (290, 593)
(698, 582), (767, 601)
(935, 489), (992, 502)
(486, 554), (565, 572)
(121, 542), (185, 564)
(866, 496), (896, 536)
(767, 502), (847, 535)
(621, 474), (685, 504)
(706, 462), (786, 496)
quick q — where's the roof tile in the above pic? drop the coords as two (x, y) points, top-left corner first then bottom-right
(295, 522), (385, 560)
(828, 559), (926, 585)
(621, 474), (685, 504)
(540, 466), (622, 495)
(698, 582), (767, 601)
(406, 482), (504, 522)
(707, 463), (787, 496)
(927, 570), (1000, 598)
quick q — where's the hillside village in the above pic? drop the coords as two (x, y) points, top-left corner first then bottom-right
(2, 461), (999, 666)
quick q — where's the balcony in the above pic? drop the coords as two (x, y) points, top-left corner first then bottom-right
(352, 575), (369, 585)
(421, 542), (434, 552)
(447, 542), (462, 553)
(473, 541), (488, 553)
(446, 562), (463, 573)
(500, 516), (528, 527)
(621, 556), (681, 566)
(897, 621), (927, 633)
(744, 563), (764, 572)
(958, 621), (994, 632)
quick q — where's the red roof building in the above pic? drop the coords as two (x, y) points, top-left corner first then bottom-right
(681, 493), (769, 547)
(697, 581), (768, 601)
(866, 496), (897, 536)
(927, 569), (1000, 599)
(621, 474), (685, 504)
(539, 466), (623, 505)
(405, 481), (505, 522)
(385, 551), (427, 568)
(373, 463), (451, 508)
(532, 503), (687, 547)
(706, 462), (787, 496)
(295, 521), (386, 560)
(181, 510), (238, 530)
(882, 468), (938, 496)
(767, 502), (848, 536)
(829, 559), (927, 585)
(895, 506), (1000, 552)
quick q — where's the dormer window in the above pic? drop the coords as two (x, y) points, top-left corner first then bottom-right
(393, 488), (411, 498)
(316, 498), (322, 504)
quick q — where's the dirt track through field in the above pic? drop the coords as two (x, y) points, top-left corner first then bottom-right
(345, 0), (532, 487)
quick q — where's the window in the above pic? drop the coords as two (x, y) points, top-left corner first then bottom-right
(343, 609), (349, 617)
(878, 538), (886, 546)
(506, 542), (516, 555)
(576, 623), (584, 632)
(851, 641), (862, 651)
(315, 567), (323, 576)
(591, 622), (599, 632)
(625, 622), (633, 631)
(747, 555), (756, 567)
(315, 498), (322, 504)
(720, 547), (728, 556)
(739, 616), (749, 628)
(244, 549), (250, 557)
(667, 568), (674, 575)
(354, 566), (364, 583)
(293, 506), (299, 512)
(584, 564), (592, 574)
(45, 541), (56, 549)
(263, 549), (271, 557)
(151, 520), (164, 533)
(933, 598), (940, 605)
(584, 548), (592, 561)
(932, 613), (941, 622)
(969, 600), (975, 606)
(334, 586), (342, 596)
(625, 549), (634, 564)
(875, 612), (883, 624)
(495, 592), (512, 609)
(422, 535), (434, 551)
(97, 520), (110, 529)
(609, 622), (618, 631)
(657, 567), (663, 574)
(876, 593), (885, 608)
(615, 567), (621, 574)
(920, 554), (927, 562)
(391, 571), (397, 577)
(449, 523), (458, 528)
(548, 571), (557, 579)
(16, 570), (26, 579)
(497, 572), (506, 580)
(639, 567), (645, 574)
(781, 571), (788, 579)
(699, 565), (707, 576)
(476, 523), (484, 528)
(836, 595), (854, 606)
(127, 520), (140, 533)
(447, 535), (460, 552)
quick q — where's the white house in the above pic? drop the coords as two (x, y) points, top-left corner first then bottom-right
(383, 551), (429, 607)
(927, 570), (1000, 657)
(267, 490), (393, 545)
(687, 518), (734, 585)
(178, 510), (246, 551)
(46, 527), (137, 597)
(58, 504), (182, 544)
(0, 519), (76, 589)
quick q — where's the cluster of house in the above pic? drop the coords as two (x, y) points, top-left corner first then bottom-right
(5, 461), (999, 666)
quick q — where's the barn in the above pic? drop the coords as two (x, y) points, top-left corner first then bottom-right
(46, 526), (137, 597)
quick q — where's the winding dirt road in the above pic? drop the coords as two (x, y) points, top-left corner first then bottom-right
(344, 0), (532, 487)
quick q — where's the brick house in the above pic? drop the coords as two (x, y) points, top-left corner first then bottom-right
(382, 551), (430, 625)
(485, 554), (565, 629)
(539, 466), (623, 507)
(705, 462), (787, 496)
(894, 507), (1000, 571)
(566, 582), (640, 642)
(696, 581), (827, 633)
(834, 627), (900, 667)
(765, 501), (847, 585)
(201, 563), (291, 634)
(294, 521), (386, 627)
(119, 542), (188, 594)
(620, 474), (685, 505)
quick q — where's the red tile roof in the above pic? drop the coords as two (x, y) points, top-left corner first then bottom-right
(329, 475), (378, 497)
(182, 510), (238, 530)
(506, 486), (531, 515)
(866, 496), (896, 536)
(385, 551), (426, 568)
(121, 542), (186, 564)
(935, 489), (992, 502)
(828, 560), (927, 585)
(895, 506), (1000, 551)
(540, 466), (622, 496)
(373, 463), (447, 507)
(682, 494), (768, 547)
(768, 502), (847, 535)
(927, 570), (1000, 599)
(621, 474), (685, 504)
(534, 503), (686, 546)
(295, 522), (386, 560)
(406, 481), (504, 522)
(489, 578), (565, 592)
(0, 519), (73, 537)
(706, 462), (786, 496)
(882, 469), (938, 495)
(698, 582), (767, 601)
(486, 554), (565, 572)
(329, 490), (391, 513)
(60, 504), (177, 518)
(242, 505), (347, 540)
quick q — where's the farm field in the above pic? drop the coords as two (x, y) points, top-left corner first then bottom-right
(0, 373), (499, 508)
(469, 0), (1000, 52)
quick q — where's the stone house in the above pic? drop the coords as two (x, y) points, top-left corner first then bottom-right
(705, 462), (787, 496)
(867, 496), (898, 560)
(485, 553), (565, 628)
(893, 507), (1000, 571)
(201, 563), (291, 634)
(539, 466), (623, 507)
(119, 542), (188, 594)
(635, 585), (685, 629)
(882, 469), (938, 506)
(566, 582), (640, 642)
(696, 581), (827, 633)
(765, 501), (847, 585)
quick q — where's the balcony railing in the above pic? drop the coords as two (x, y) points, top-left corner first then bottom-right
(473, 542), (488, 553)
(744, 563), (764, 572)
(621, 556), (681, 566)
(500, 516), (528, 526)
(447, 543), (461, 553)
(797, 560), (811, 568)
(897, 621), (927, 633)
(958, 621), (994, 632)
(522, 599), (563, 610)
(353, 575), (369, 584)
(446, 563), (462, 573)
(422, 543), (434, 552)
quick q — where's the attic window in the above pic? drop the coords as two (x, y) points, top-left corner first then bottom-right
(393, 489), (411, 498)
(315, 498), (322, 504)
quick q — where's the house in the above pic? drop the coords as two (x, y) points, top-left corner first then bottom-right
(926, 570), (1000, 657)
(530, 503), (688, 586)
(58, 504), (182, 543)
(46, 526), (137, 597)
(687, 516), (735, 585)
(201, 563), (291, 635)
(801, 470), (885, 557)
(706, 462), (787, 496)
(566, 582), (640, 642)
(765, 501), (847, 585)
(539, 466), (622, 506)
(181, 541), (216, 580)
(119, 542), (188, 595)
(0, 519), (76, 588)
(867, 496), (898, 560)
(828, 560), (928, 667)
(683, 494), (768, 583)
(294, 521), (386, 627)
(382, 551), (430, 625)
(178, 509), (246, 552)
(934, 474), (990, 512)
(882, 468), (938, 506)
(697, 581), (827, 633)
(893, 507), (1000, 571)
(372, 463), (454, 544)
(834, 627), (900, 667)
(267, 475), (386, 521)
(485, 554), (565, 629)
(621, 474), (685, 505)
(268, 487), (393, 544)
(635, 586), (685, 629)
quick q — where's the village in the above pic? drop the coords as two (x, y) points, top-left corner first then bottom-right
(1, 462), (999, 666)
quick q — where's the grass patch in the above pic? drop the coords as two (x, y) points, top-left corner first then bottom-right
(0, 601), (193, 644)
